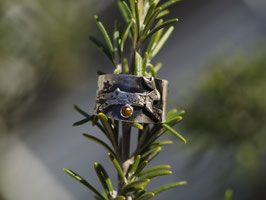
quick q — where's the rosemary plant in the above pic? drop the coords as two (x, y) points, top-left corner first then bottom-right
(64, 0), (187, 199)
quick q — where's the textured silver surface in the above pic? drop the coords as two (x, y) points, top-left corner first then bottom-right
(94, 74), (168, 123)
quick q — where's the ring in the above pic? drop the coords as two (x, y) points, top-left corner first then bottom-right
(94, 74), (168, 123)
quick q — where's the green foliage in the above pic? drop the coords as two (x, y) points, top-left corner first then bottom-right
(0, 0), (95, 131)
(90, 0), (180, 76)
(64, 1), (187, 199)
(182, 49), (266, 198)
(184, 50), (266, 147)
(66, 106), (186, 199)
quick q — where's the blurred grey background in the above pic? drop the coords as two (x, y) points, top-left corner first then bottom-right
(0, 0), (265, 200)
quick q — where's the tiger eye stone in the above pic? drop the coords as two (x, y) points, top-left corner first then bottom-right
(120, 105), (133, 118)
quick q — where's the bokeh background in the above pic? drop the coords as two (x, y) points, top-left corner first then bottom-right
(0, 0), (265, 199)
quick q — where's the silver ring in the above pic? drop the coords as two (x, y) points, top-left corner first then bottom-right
(94, 74), (168, 123)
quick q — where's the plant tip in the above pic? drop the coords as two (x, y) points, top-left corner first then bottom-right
(180, 181), (187, 185)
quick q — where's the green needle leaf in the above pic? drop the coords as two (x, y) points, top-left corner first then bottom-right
(123, 186), (145, 194)
(148, 140), (173, 150)
(142, 146), (162, 162)
(123, 1), (134, 18)
(135, 52), (143, 76)
(118, 0), (130, 22)
(162, 124), (186, 143)
(140, 114), (184, 151)
(98, 113), (120, 155)
(166, 109), (185, 121)
(129, 155), (141, 175)
(129, 0), (136, 17)
(114, 196), (126, 200)
(152, 0), (160, 6)
(73, 104), (90, 117)
(165, 116), (182, 126)
(154, 62), (162, 72)
(136, 160), (149, 174)
(138, 127), (165, 153)
(136, 192), (155, 200)
(123, 179), (150, 191)
(146, 18), (178, 39)
(121, 19), (134, 52)
(166, 108), (178, 121)
(108, 153), (127, 184)
(138, 165), (171, 177)
(94, 15), (114, 54)
(145, 19), (164, 54)
(89, 36), (114, 65)
(143, 2), (156, 25)
(139, 170), (172, 180)
(156, 9), (170, 19)
(135, 1), (141, 36)
(123, 58), (129, 74)
(160, 0), (182, 10)
(178, 110), (186, 116)
(73, 117), (93, 126)
(142, 52), (149, 75)
(147, 64), (156, 77)
(151, 26), (174, 58)
(94, 163), (114, 197)
(63, 168), (106, 200)
(134, 189), (146, 199)
(142, 7), (162, 36)
(152, 181), (187, 195)
(82, 134), (116, 156)
(131, 122), (144, 130)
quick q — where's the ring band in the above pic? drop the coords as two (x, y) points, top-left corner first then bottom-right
(94, 74), (168, 123)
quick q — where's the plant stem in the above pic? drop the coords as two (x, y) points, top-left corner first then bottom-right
(121, 122), (133, 200)
(121, 122), (132, 173)
(129, 48), (136, 74)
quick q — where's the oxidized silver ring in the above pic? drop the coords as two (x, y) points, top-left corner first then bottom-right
(94, 74), (168, 123)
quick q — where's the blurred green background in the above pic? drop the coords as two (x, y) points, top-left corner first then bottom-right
(0, 0), (94, 127)
(180, 49), (266, 200)
(0, 0), (265, 200)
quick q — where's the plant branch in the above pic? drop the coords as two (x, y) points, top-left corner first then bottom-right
(122, 122), (132, 172)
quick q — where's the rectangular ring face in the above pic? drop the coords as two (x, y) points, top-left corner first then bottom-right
(94, 74), (168, 123)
